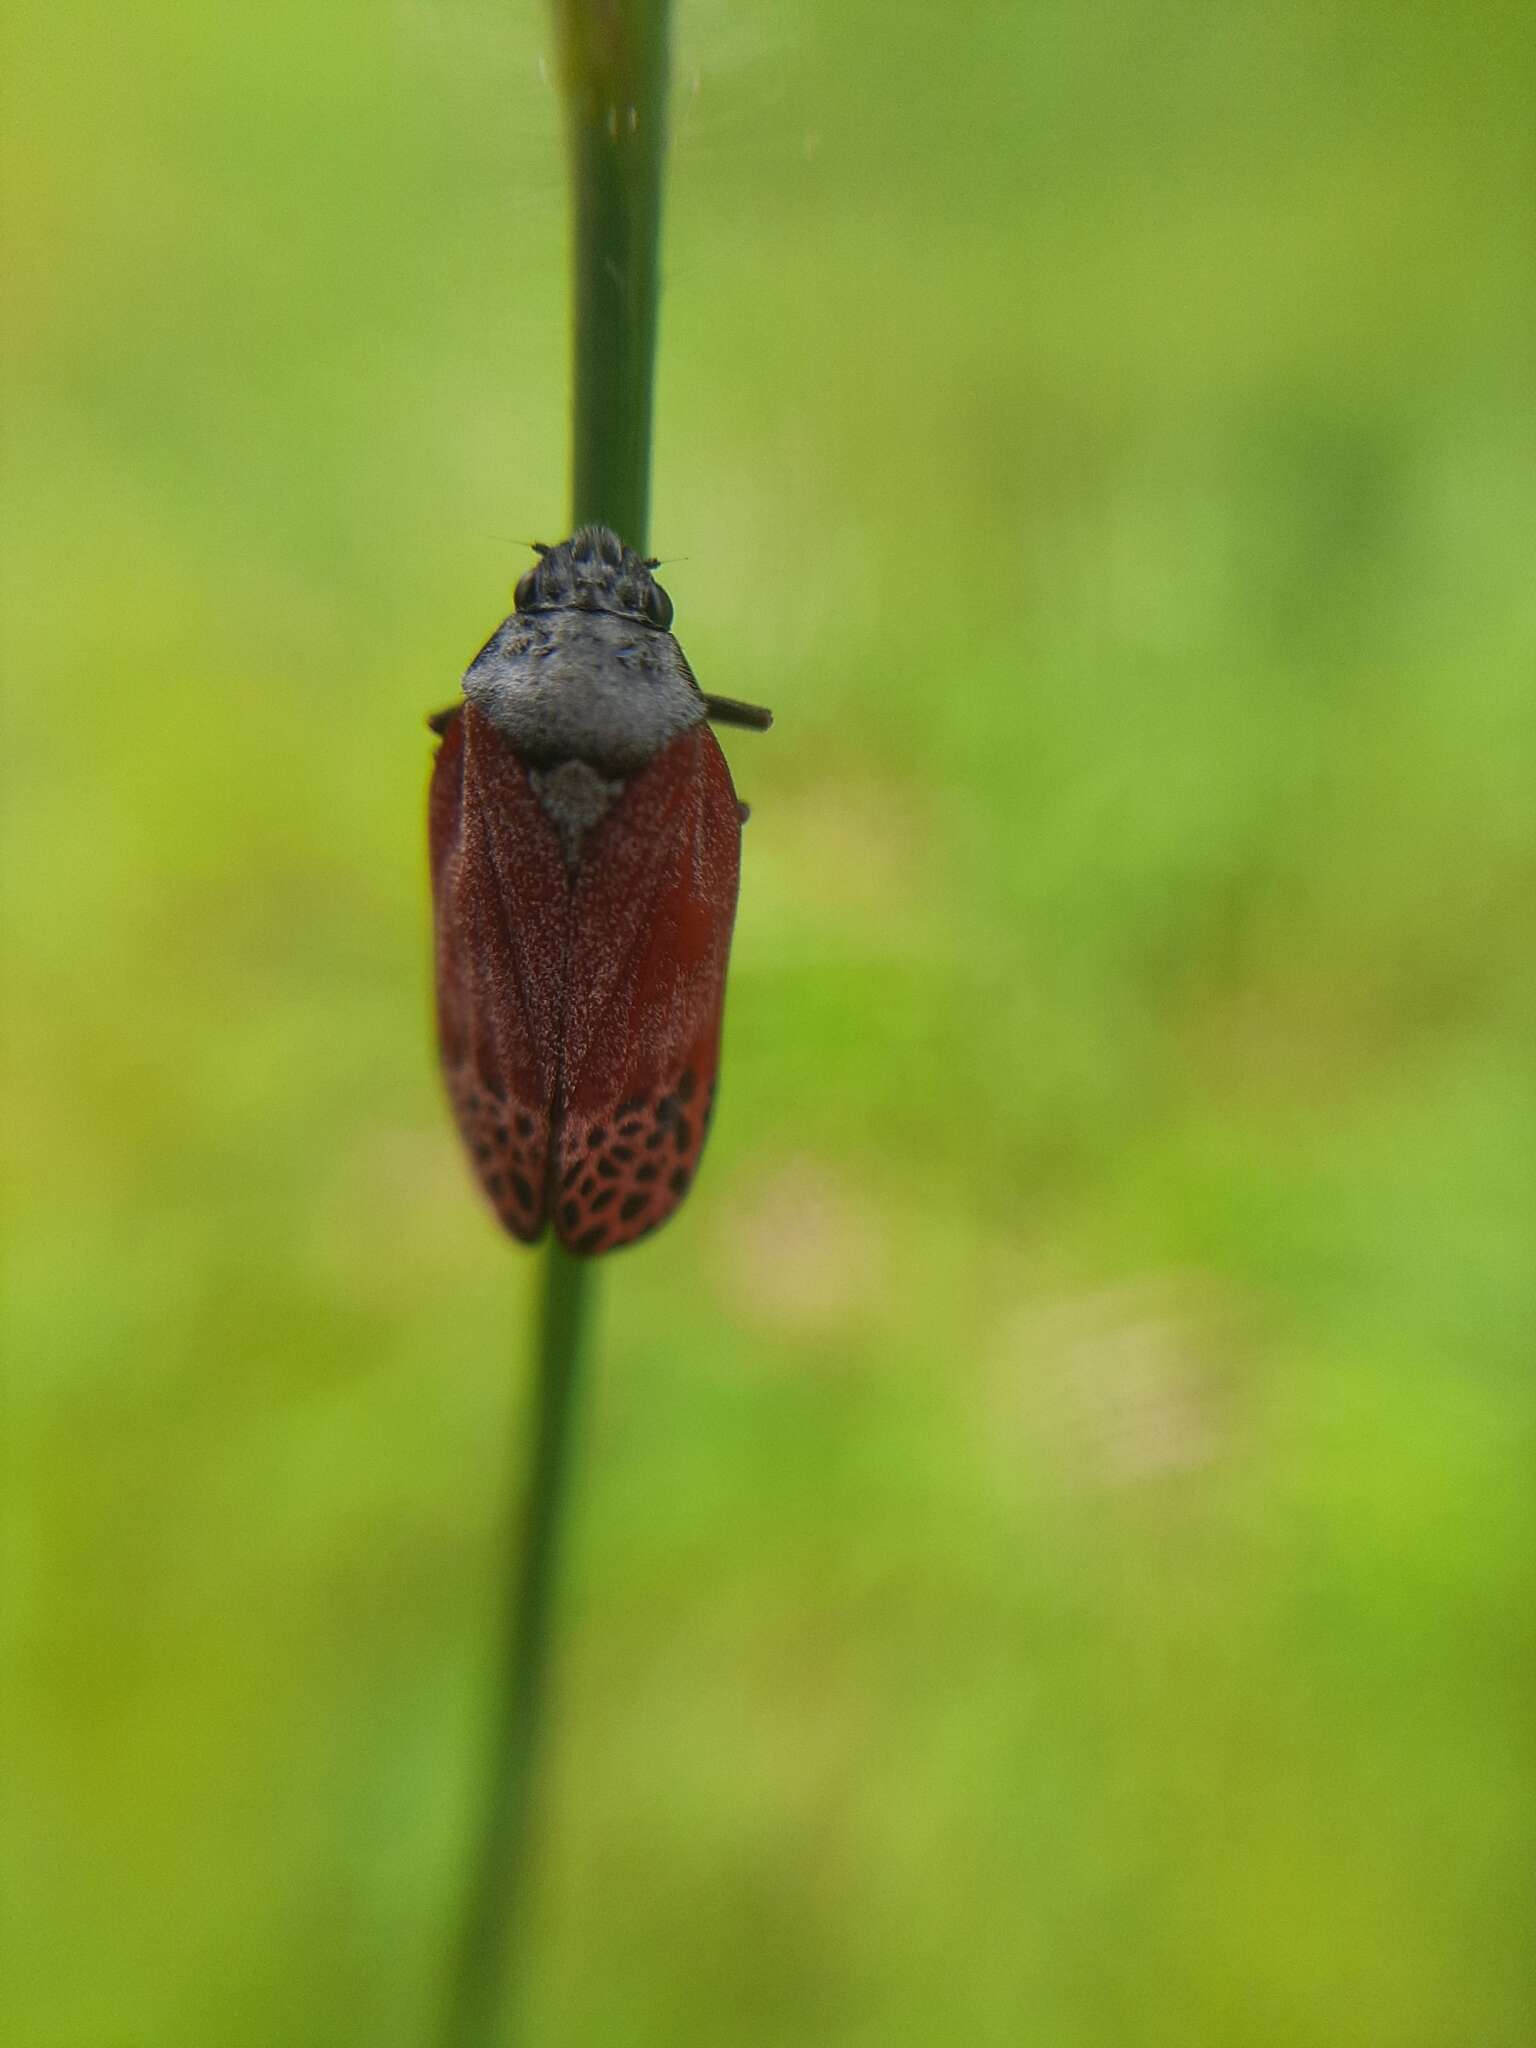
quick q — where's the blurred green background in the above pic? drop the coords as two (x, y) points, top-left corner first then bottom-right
(5, 2), (1534, 2043)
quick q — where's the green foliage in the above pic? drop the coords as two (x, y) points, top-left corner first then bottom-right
(4, 3), (1533, 2045)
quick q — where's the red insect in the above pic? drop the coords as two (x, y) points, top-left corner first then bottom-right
(428, 526), (771, 1255)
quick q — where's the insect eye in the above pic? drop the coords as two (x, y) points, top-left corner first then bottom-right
(644, 580), (673, 630)
(514, 567), (541, 610)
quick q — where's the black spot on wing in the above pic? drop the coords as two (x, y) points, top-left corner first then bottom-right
(446, 1059), (549, 1242)
(550, 1062), (718, 1253)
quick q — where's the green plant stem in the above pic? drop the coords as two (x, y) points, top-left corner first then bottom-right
(555, 0), (673, 545)
(444, 7), (672, 2044)
(445, 1246), (592, 2047)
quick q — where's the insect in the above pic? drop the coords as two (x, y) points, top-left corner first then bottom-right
(428, 525), (771, 1255)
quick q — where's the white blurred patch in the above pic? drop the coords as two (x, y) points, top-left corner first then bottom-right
(994, 1273), (1247, 1490)
(718, 1157), (887, 1338)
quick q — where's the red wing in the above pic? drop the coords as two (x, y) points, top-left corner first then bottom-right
(429, 704), (570, 1240)
(551, 726), (741, 1255)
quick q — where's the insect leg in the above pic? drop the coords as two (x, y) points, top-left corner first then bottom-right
(703, 695), (773, 732)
